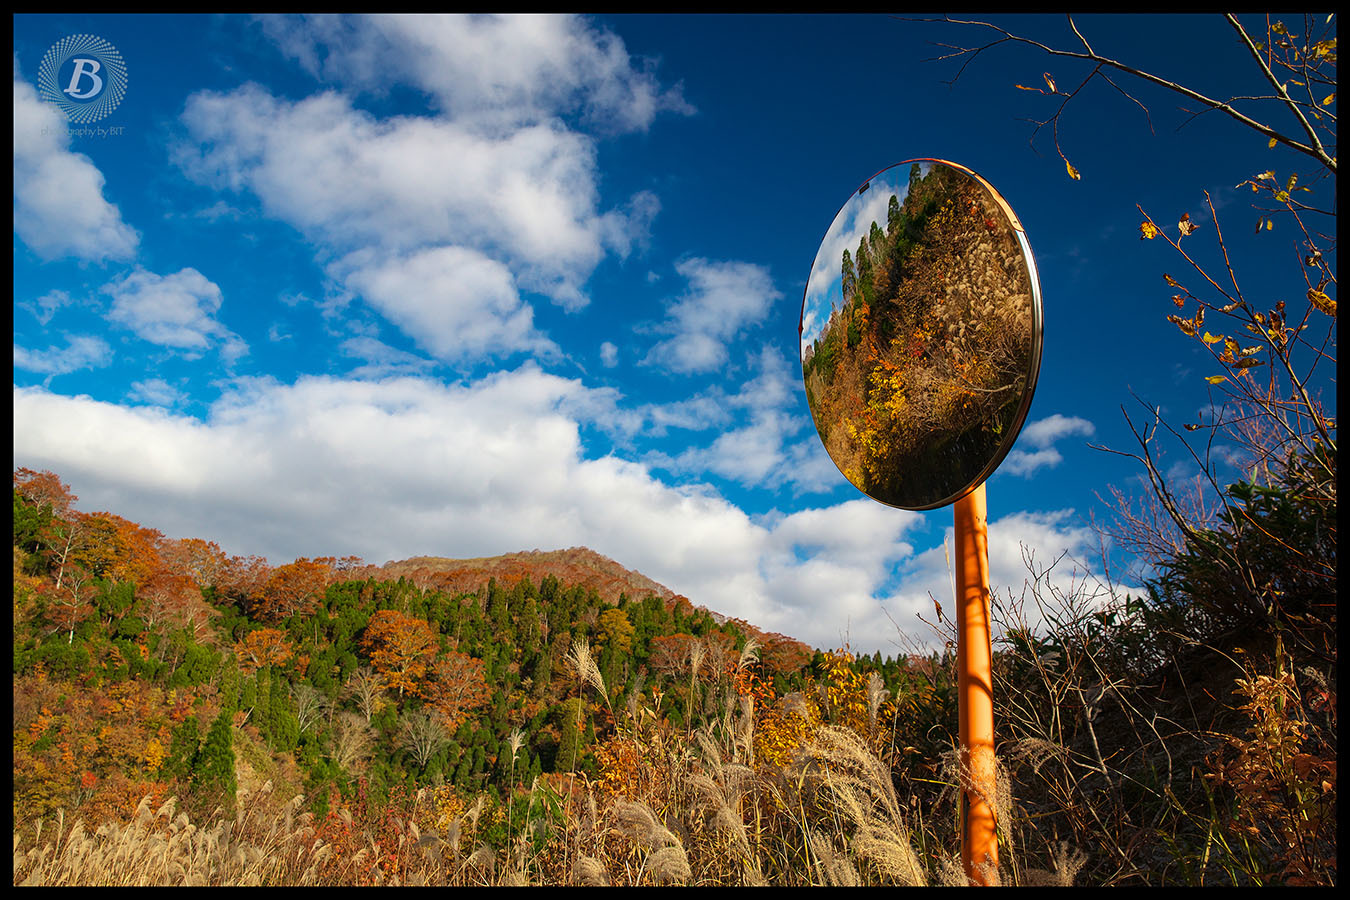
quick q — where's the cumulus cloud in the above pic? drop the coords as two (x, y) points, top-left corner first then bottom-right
(1003, 413), (1095, 477)
(1020, 414), (1097, 449)
(13, 334), (112, 377)
(104, 267), (248, 361)
(128, 378), (188, 408)
(12, 71), (139, 262)
(336, 246), (558, 363)
(642, 258), (781, 374)
(175, 84), (649, 311)
(338, 336), (436, 378)
(643, 345), (839, 496)
(165, 16), (684, 377)
(258, 13), (694, 135)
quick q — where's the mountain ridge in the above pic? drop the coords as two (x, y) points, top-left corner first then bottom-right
(380, 546), (688, 608)
(378, 546), (803, 646)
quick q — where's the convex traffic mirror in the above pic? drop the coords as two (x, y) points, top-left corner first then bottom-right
(800, 159), (1044, 510)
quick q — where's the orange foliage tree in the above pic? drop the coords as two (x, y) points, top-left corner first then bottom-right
(139, 570), (216, 642)
(648, 633), (697, 677)
(233, 626), (295, 674)
(13, 467), (77, 517)
(760, 633), (813, 676)
(217, 553), (272, 611)
(249, 557), (331, 623)
(360, 610), (440, 698)
(82, 512), (165, 587)
(158, 537), (230, 589)
(426, 650), (491, 729)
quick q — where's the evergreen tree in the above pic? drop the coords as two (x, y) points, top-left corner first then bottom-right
(219, 662), (241, 717)
(255, 666), (271, 726)
(239, 671), (258, 716)
(518, 595), (541, 654)
(841, 248), (856, 302)
(887, 193), (902, 236)
(855, 234), (872, 284)
(556, 697), (586, 772)
(165, 714), (201, 782)
(869, 220), (888, 271)
(486, 578), (510, 635)
(267, 677), (301, 751)
(191, 710), (237, 811)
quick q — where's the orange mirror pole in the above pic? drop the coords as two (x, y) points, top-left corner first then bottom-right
(954, 482), (998, 885)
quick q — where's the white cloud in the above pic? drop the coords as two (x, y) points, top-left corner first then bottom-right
(339, 336), (436, 378)
(23, 289), (77, 326)
(599, 341), (619, 368)
(643, 345), (839, 496)
(12, 71), (139, 262)
(175, 85), (650, 311)
(1001, 447), (1064, 477)
(168, 17), (683, 377)
(1020, 414), (1096, 449)
(642, 258), (781, 374)
(13, 334), (112, 377)
(104, 267), (248, 361)
(336, 246), (558, 363)
(258, 13), (693, 136)
(128, 378), (188, 408)
(1003, 413), (1096, 477)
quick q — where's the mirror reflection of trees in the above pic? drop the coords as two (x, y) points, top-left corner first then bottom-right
(802, 163), (1035, 508)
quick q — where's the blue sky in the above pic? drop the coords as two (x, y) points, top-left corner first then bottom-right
(12, 14), (1335, 656)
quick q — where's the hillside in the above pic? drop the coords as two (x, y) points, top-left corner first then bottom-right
(379, 546), (810, 657)
(380, 547), (686, 609)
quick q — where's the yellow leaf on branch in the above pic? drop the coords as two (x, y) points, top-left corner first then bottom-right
(1307, 289), (1336, 316)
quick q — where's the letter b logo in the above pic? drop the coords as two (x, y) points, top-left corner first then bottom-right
(38, 34), (127, 124)
(64, 58), (104, 99)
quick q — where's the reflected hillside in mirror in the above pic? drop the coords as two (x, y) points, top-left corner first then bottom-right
(801, 161), (1040, 509)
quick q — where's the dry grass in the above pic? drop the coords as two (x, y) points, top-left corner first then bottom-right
(13, 785), (326, 886)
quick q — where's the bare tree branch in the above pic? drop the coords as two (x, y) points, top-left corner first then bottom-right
(903, 14), (1337, 172)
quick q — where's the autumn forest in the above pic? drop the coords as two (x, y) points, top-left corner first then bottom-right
(11, 466), (954, 884)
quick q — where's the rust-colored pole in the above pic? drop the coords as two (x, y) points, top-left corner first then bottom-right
(954, 482), (998, 885)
